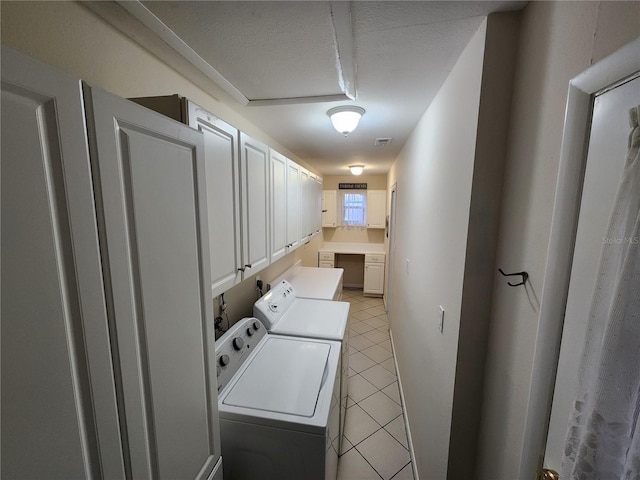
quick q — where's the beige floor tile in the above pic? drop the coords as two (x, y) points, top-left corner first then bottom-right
(348, 367), (358, 378)
(390, 463), (414, 480)
(337, 448), (383, 480)
(350, 351), (377, 373)
(352, 310), (374, 321)
(382, 382), (401, 405)
(356, 429), (410, 480)
(349, 302), (365, 312)
(340, 436), (354, 456)
(352, 322), (377, 334)
(348, 374), (378, 403)
(379, 357), (396, 373)
(350, 335), (375, 352)
(364, 306), (386, 317)
(349, 345), (358, 355)
(384, 415), (409, 449)
(361, 344), (393, 363)
(344, 404), (380, 445)
(347, 396), (356, 408)
(360, 364), (396, 390)
(364, 316), (388, 329)
(359, 391), (402, 426)
(363, 328), (390, 344)
(378, 339), (393, 352)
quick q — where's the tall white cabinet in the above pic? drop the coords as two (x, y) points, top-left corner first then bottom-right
(1, 48), (222, 480)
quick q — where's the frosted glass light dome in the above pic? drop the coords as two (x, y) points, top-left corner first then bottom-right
(327, 106), (365, 136)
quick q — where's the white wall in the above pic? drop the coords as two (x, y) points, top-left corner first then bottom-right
(386, 20), (486, 480)
(477, 2), (640, 479)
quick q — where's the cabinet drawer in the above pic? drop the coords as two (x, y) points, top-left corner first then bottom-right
(318, 261), (334, 268)
(364, 254), (385, 264)
(318, 252), (335, 262)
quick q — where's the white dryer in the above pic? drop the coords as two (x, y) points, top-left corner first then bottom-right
(253, 280), (350, 449)
(216, 317), (341, 480)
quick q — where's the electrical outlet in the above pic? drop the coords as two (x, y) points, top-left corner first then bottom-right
(438, 306), (445, 333)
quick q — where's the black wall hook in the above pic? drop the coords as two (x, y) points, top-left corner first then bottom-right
(499, 268), (529, 287)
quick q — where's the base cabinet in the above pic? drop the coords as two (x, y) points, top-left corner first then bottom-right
(363, 254), (385, 295)
(2, 47), (222, 480)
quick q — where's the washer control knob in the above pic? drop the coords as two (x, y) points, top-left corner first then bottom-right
(246, 327), (254, 336)
(219, 354), (230, 367)
(252, 321), (260, 331)
(233, 337), (244, 351)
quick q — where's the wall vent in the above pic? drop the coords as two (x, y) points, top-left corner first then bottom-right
(374, 137), (392, 146)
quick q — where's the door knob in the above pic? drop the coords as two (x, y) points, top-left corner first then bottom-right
(538, 469), (559, 480)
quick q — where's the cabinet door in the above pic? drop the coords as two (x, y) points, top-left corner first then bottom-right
(367, 190), (386, 229)
(2, 47), (123, 480)
(299, 167), (310, 244)
(315, 175), (323, 232)
(270, 149), (288, 262)
(87, 86), (220, 480)
(286, 159), (300, 251)
(322, 190), (337, 227)
(240, 133), (270, 277)
(187, 103), (242, 297)
(364, 263), (385, 294)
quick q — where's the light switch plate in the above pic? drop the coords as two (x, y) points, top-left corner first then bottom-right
(438, 306), (445, 333)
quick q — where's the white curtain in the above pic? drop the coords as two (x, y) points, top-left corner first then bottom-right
(339, 190), (367, 227)
(562, 106), (640, 480)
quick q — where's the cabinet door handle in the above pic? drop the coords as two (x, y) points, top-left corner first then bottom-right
(244, 263), (252, 268)
(237, 267), (245, 272)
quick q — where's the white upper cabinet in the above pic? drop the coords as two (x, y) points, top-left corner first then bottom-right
(270, 149), (288, 262)
(286, 158), (300, 252)
(187, 103), (242, 297)
(322, 190), (338, 227)
(314, 175), (323, 232)
(367, 190), (387, 229)
(240, 133), (270, 277)
(299, 167), (311, 244)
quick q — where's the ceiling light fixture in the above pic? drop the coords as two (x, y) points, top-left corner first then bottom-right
(349, 165), (364, 176)
(327, 106), (365, 136)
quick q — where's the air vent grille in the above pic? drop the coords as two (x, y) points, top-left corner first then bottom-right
(374, 138), (392, 146)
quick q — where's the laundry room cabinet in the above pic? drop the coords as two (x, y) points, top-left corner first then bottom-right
(364, 254), (386, 295)
(1, 47), (222, 480)
(286, 158), (301, 252)
(367, 190), (387, 229)
(322, 190), (338, 227)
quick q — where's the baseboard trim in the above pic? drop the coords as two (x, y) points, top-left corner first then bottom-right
(389, 329), (419, 480)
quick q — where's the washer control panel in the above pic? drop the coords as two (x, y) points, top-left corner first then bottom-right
(214, 317), (266, 392)
(253, 280), (297, 329)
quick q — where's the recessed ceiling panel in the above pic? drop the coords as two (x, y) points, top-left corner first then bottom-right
(143, 1), (342, 100)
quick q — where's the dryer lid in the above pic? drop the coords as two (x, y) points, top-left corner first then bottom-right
(222, 336), (331, 417)
(271, 298), (349, 341)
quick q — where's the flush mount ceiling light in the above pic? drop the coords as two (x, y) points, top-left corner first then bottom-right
(349, 165), (364, 176)
(327, 106), (365, 136)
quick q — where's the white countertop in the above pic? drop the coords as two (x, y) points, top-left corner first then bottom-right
(272, 262), (344, 300)
(318, 242), (385, 255)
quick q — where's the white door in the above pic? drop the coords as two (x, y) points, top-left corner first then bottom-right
(386, 184), (398, 319)
(542, 76), (640, 475)
(364, 263), (385, 294)
(270, 149), (288, 262)
(367, 190), (386, 228)
(322, 190), (337, 227)
(299, 167), (310, 244)
(240, 133), (270, 276)
(87, 85), (221, 480)
(187, 103), (242, 298)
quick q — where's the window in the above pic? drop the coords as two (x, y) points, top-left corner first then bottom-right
(340, 190), (367, 226)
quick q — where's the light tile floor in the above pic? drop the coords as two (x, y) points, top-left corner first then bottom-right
(338, 289), (415, 480)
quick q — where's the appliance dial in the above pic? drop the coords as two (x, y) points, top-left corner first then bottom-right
(219, 354), (230, 367)
(268, 303), (278, 312)
(233, 337), (244, 350)
(252, 321), (260, 331)
(246, 327), (254, 336)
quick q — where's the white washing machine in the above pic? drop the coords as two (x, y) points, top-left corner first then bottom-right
(253, 280), (350, 450)
(216, 317), (341, 480)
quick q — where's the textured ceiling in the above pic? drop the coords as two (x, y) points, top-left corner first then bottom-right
(135, 1), (527, 175)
